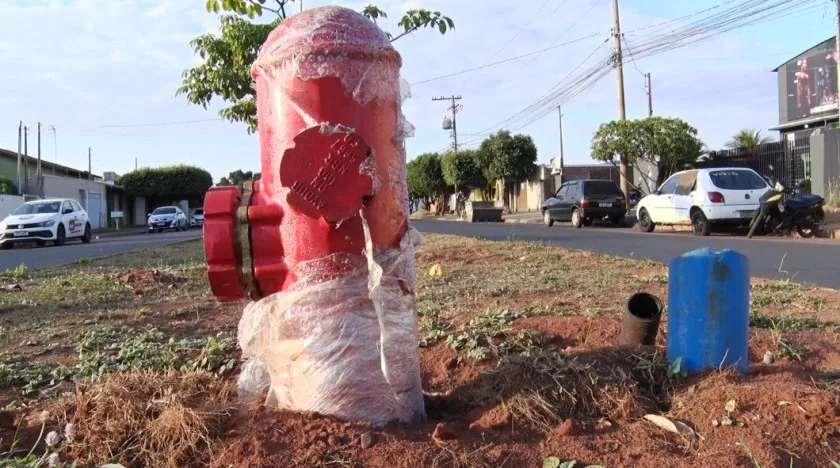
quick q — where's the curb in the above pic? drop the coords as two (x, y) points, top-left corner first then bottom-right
(504, 219), (542, 225)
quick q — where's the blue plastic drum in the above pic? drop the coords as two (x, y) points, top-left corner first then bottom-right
(667, 248), (750, 374)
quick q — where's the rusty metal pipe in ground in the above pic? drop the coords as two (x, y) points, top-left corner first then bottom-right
(619, 292), (663, 346)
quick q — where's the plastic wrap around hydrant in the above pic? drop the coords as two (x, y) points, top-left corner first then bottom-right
(235, 6), (424, 425)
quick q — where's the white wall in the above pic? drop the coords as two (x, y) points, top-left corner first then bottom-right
(41, 176), (108, 229)
(133, 196), (147, 226)
(0, 194), (24, 220)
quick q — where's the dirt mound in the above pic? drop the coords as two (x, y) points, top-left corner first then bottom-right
(115, 268), (185, 295)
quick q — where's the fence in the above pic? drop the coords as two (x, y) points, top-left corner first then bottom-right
(0, 194), (24, 220)
(696, 138), (812, 195)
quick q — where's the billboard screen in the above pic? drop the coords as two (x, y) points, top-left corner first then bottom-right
(786, 43), (839, 122)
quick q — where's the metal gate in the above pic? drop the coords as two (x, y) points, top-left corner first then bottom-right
(697, 139), (812, 195)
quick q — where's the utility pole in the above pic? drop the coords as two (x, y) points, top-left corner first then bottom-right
(135, 157), (138, 171)
(557, 106), (565, 184)
(645, 73), (653, 117)
(23, 125), (29, 193)
(37, 122), (43, 197)
(16, 122), (22, 195)
(612, 0), (630, 199)
(835, 0), (840, 110)
(48, 125), (57, 175)
(433, 94), (463, 215)
(88, 147), (92, 180)
(432, 95), (463, 151)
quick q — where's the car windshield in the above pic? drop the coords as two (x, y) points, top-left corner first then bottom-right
(194, 209), (204, 215)
(709, 170), (768, 190)
(152, 207), (177, 215)
(584, 181), (623, 196)
(12, 201), (61, 215)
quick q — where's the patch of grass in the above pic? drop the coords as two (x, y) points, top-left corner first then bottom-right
(749, 281), (826, 315)
(0, 325), (237, 395)
(419, 315), (453, 347)
(767, 319), (807, 362)
(0, 263), (28, 280)
(750, 314), (835, 331)
(85, 239), (205, 269)
(73, 257), (92, 265)
(445, 309), (542, 362)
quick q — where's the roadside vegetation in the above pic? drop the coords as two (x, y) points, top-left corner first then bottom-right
(1, 235), (838, 467)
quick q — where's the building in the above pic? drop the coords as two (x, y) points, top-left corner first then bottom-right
(771, 37), (839, 140)
(0, 148), (131, 229)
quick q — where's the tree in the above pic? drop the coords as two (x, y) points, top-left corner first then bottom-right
(0, 176), (15, 195)
(219, 169), (261, 186)
(441, 150), (485, 191)
(406, 152), (447, 214)
(119, 166), (214, 203)
(591, 117), (704, 191)
(179, 0), (454, 133)
(725, 128), (773, 151)
(475, 131), (538, 209)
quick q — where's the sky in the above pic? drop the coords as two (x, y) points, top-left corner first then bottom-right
(0, 0), (837, 182)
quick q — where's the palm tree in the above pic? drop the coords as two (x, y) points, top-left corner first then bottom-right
(725, 129), (774, 151)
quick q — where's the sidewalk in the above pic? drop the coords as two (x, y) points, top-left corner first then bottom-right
(93, 226), (150, 238)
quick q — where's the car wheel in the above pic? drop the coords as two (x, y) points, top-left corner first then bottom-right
(691, 209), (712, 237)
(638, 208), (655, 233)
(543, 210), (554, 227)
(571, 209), (583, 229)
(36, 241), (46, 248)
(81, 223), (92, 244)
(54, 225), (66, 246)
(2, 243), (13, 250)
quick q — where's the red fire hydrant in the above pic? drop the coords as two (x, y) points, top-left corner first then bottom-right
(202, 6), (424, 424)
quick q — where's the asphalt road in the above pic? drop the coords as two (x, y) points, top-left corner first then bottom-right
(412, 220), (840, 289)
(5, 220), (838, 290)
(0, 230), (203, 271)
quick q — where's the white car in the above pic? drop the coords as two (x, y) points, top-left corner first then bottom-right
(0, 199), (92, 249)
(148, 206), (188, 233)
(190, 208), (205, 228)
(636, 168), (771, 236)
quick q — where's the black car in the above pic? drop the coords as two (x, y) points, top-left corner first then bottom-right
(542, 179), (627, 228)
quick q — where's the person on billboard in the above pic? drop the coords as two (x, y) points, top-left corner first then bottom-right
(795, 59), (812, 116)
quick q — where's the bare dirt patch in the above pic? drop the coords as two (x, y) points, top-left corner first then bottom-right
(2, 234), (839, 467)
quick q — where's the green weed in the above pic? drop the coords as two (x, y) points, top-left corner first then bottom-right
(1, 263), (28, 280)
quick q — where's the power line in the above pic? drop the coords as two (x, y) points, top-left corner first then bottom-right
(621, 34), (647, 77)
(454, 0), (820, 145)
(458, 39), (613, 146)
(459, 0), (553, 88)
(409, 33), (603, 86)
(522, 0), (603, 68)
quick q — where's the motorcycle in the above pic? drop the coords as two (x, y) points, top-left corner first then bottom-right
(747, 176), (825, 239)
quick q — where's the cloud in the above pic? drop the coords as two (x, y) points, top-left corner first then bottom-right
(39, 71), (95, 100)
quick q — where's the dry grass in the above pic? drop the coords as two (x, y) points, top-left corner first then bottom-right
(57, 371), (236, 468)
(444, 347), (672, 432)
(432, 442), (497, 468)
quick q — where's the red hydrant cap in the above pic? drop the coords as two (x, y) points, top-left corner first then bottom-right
(252, 5), (401, 78)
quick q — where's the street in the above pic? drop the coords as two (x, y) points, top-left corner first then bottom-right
(0, 229), (202, 271)
(4, 221), (839, 290)
(412, 220), (840, 289)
